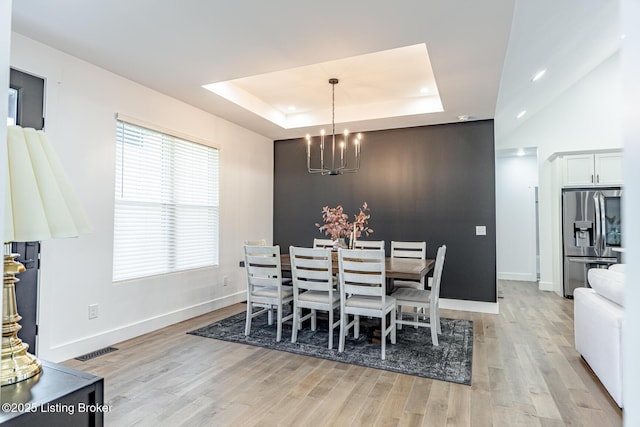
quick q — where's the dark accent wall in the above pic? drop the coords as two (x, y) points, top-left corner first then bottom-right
(274, 120), (496, 303)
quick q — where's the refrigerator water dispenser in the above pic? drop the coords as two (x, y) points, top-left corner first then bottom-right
(573, 221), (593, 247)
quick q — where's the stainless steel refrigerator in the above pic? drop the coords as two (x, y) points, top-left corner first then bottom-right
(562, 188), (622, 297)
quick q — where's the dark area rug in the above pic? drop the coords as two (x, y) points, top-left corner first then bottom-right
(188, 310), (473, 385)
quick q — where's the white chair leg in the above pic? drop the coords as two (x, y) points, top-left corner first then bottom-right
(291, 306), (299, 343)
(381, 314), (386, 360)
(245, 305), (252, 336)
(338, 311), (346, 352)
(391, 308), (397, 344)
(430, 310), (439, 346)
(268, 306), (273, 325)
(354, 315), (360, 339)
(276, 305), (283, 342)
(436, 307), (442, 334)
(397, 304), (403, 330)
(413, 307), (419, 329)
(311, 309), (317, 331)
(328, 309), (334, 349)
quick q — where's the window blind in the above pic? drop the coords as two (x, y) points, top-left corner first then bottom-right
(113, 119), (219, 282)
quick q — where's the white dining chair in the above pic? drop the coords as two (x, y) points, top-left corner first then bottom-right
(392, 245), (447, 345)
(289, 246), (340, 349)
(243, 244), (293, 342)
(352, 240), (385, 251)
(338, 247), (396, 360)
(391, 241), (427, 323)
(313, 238), (335, 249)
(391, 241), (427, 289)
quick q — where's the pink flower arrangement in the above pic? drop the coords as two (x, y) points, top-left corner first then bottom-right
(352, 202), (374, 238)
(315, 202), (373, 241)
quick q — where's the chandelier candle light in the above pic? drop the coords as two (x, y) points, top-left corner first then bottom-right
(306, 78), (362, 175)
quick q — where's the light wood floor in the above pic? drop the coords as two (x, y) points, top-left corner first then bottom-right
(63, 281), (622, 426)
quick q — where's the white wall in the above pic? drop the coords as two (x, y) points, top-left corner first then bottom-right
(496, 52), (622, 293)
(1, 2), (13, 366)
(10, 33), (274, 362)
(1, 4), (10, 237)
(622, 0), (639, 422)
(495, 153), (538, 281)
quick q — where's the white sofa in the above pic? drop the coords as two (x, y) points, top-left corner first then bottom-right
(574, 264), (625, 407)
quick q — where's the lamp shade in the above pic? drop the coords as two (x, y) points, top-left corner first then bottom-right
(4, 125), (92, 242)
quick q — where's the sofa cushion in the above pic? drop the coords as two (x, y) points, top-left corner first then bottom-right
(588, 268), (625, 307)
(609, 263), (625, 273)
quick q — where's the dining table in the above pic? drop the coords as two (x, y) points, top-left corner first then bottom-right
(279, 254), (435, 294)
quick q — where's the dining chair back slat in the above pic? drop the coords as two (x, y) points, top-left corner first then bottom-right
(352, 240), (385, 251)
(295, 269), (333, 285)
(292, 257), (331, 270)
(249, 276), (281, 288)
(244, 239), (267, 246)
(341, 247), (385, 260)
(341, 259), (385, 273)
(342, 282), (383, 296)
(313, 238), (335, 249)
(245, 244), (278, 257)
(392, 250), (420, 258)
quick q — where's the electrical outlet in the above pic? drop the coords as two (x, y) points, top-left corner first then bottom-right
(223, 276), (229, 287)
(239, 261), (245, 267)
(475, 225), (487, 236)
(88, 304), (99, 319)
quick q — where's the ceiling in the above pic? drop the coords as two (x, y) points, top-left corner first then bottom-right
(202, 43), (444, 131)
(495, 0), (621, 139)
(10, 1), (621, 141)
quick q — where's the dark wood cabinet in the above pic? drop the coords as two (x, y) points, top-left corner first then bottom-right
(0, 360), (104, 426)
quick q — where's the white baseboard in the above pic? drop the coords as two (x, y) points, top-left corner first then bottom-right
(439, 298), (499, 314)
(43, 291), (246, 363)
(497, 272), (537, 282)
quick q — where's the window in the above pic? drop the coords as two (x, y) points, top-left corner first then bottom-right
(113, 118), (219, 282)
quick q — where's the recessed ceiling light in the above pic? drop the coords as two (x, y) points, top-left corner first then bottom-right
(420, 87), (429, 94)
(288, 105), (296, 111)
(531, 69), (546, 82)
(517, 110), (527, 119)
(457, 115), (470, 122)
(516, 148), (526, 156)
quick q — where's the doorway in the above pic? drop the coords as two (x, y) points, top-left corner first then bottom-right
(8, 67), (45, 354)
(495, 147), (540, 289)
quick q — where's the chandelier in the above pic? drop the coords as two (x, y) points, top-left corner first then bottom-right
(306, 78), (362, 175)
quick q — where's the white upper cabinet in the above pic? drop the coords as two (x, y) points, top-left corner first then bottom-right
(564, 154), (596, 186)
(594, 152), (624, 186)
(562, 152), (623, 187)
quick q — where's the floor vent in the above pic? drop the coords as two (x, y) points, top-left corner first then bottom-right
(75, 346), (118, 361)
